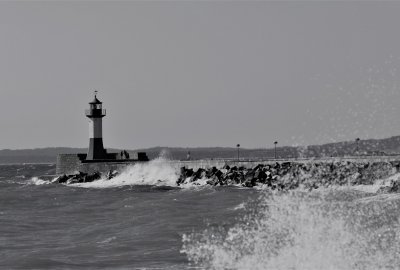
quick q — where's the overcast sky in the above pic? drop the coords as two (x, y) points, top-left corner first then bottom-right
(1, 1), (400, 150)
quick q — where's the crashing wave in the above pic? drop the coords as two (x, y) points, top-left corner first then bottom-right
(181, 191), (400, 270)
(71, 158), (180, 188)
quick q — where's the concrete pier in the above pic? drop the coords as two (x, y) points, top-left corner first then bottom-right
(56, 153), (148, 175)
(56, 155), (400, 175)
(165, 155), (400, 170)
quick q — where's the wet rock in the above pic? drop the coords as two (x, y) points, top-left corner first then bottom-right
(206, 167), (219, 178)
(378, 180), (400, 193)
(214, 170), (223, 180)
(159, 160), (400, 190)
(65, 171), (86, 184)
(84, 172), (101, 183)
(177, 167), (187, 186)
(185, 168), (194, 178)
(254, 170), (267, 183)
(206, 176), (219, 186)
(222, 164), (231, 170)
(190, 168), (206, 182)
(54, 174), (69, 183)
(106, 170), (119, 180)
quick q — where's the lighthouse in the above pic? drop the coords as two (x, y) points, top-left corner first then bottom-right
(85, 92), (107, 160)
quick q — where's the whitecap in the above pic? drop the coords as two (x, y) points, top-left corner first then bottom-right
(182, 191), (400, 270)
(28, 177), (51, 185)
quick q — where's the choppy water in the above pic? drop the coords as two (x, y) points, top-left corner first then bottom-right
(1, 160), (400, 269)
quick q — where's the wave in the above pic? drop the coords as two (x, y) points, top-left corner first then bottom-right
(26, 177), (52, 186)
(72, 158), (180, 188)
(181, 190), (400, 270)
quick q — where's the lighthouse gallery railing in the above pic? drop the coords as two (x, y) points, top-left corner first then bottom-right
(85, 109), (106, 117)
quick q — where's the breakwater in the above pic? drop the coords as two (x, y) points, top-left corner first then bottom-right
(52, 156), (400, 192)
(177, 159), (399, 190)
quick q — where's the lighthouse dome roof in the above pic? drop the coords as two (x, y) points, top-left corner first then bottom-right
(89, 96), (102, 104)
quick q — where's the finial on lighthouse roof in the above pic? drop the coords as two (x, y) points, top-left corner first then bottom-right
(90, 90), (102, 104)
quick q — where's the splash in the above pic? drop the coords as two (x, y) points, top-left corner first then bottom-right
(27, 177), (51, 185)
(73, 157), (180, 188)
(182, 190), (400, 270)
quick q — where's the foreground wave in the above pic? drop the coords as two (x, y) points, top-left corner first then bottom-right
(182, 190), (400, 270)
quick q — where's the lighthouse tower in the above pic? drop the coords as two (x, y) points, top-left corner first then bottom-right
(85, 92), (107, 160)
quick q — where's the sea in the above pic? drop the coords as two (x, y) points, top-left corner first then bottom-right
(1, 158), (400, 270)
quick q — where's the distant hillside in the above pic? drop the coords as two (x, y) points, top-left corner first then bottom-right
(1, 135), (400, 163)
(136, 135), (400, 160)
(0, 148), (84, 164)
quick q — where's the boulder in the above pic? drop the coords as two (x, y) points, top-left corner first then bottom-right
(84, 172), (101, 183)
(222, 164), (231, 170)
(378, 180), (400, 193)
(54, 174), (68, 184)
(230, 166), (238, 171)
(190, 168), (206, 182)
(107, 170), (119, 180)
(206, 175), (219, 186)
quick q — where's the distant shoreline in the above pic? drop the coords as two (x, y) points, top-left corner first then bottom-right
(1, 133), (400, 164)
(2, 155), (400, 166)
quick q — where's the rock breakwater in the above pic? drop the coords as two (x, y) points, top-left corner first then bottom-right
(177, 160), (400, 191)
(49, 160), (400, 192)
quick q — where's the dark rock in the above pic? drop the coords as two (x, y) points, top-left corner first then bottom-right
(107, 170), (119, 180)
(205, 167), (218, 178)
(254, 164), (264, 171)
(255, 170), (267, 183)
(190, 168), (206, 182)
(222, 164), (231, 170)
(206, 176), (219, 186)
(176, 167), (187, 186)
(84, 171), (101, 183)
(172, 161), (400, 191)
(54, 174), (68, 183)
(378, 180), (400, 193)
(214, 170), (223, 179)
(186, 168), (194, 177)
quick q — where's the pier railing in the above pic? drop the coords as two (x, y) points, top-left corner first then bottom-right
(178, 155), (400, 163)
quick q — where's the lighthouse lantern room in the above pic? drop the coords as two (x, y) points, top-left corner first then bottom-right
(85, 91), (107, 160)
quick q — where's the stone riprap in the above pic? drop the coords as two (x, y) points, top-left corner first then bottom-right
(177, 160), (400, 191)
(53, 170), (118, 185)
(51, 160), (400, 193)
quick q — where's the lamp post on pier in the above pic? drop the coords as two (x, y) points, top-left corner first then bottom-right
(274, 141), (278, 159)
(236, 144), (240, 161)
(355, 138), (360, 156)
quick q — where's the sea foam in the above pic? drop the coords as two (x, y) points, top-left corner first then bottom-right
(73, 157), (180, 188)
(181, 190), (400, 270)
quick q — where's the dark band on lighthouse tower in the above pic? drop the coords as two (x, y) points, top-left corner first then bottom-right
(85, 92), (107, 160)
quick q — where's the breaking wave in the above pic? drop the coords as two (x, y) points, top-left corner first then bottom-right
(181, 190), (400, 270)
(73, 158), (180, 188)
(28, 177), (51, 185)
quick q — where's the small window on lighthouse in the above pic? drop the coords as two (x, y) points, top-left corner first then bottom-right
(96, 104), (102, 109)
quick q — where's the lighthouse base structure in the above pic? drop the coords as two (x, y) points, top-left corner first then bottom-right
(87, 138), (108, 160)
(56, 152), (149, 175)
